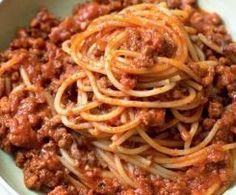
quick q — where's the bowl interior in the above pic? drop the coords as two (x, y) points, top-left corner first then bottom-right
(0, 0), (81, 50)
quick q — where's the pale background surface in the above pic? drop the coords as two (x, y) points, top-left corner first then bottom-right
(0, 0), (235, 194)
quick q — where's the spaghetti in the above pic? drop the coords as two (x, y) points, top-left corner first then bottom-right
(54, 2), (236, 194)
(0, 1), (236, 194)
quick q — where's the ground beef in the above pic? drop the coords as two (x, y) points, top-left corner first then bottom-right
(49, 2), (113, 43)
(51, 128), (74, 149)
(120, 74), (137, 89)
(126, 28), (176, 68)
(23, 146), (66, 190)
(201, 66), (215, 86)
(154, 179), (189, 195)
(8, 115), (38, 148)
(182, 0), (196, 7)
(98, 77), (113, 89)
(48, 185), (79, 195)
(220, 103), (236, 129)
(223, 43), (236, 56)
(190, 11), (221, 33)
(167, 0), (181, 9)
(140, 109), (166, 127)
(167, 0), (196, 8)
(30, 8), (59, 35)
(203, 118), (216, 131)
(230, 126), (236, 134)
(132, 46), (156, 69)
(208, 101), (224, 119)
(216, 65), (235, 89)
(190, 10), (231, 46)
(206, 144), (225, 163)
(213, 103), (236, 142)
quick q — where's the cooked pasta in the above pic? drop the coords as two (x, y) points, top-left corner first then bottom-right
(0, 1), (236, 194)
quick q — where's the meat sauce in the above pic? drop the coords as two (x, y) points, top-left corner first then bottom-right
(0, 0), (235, 194)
